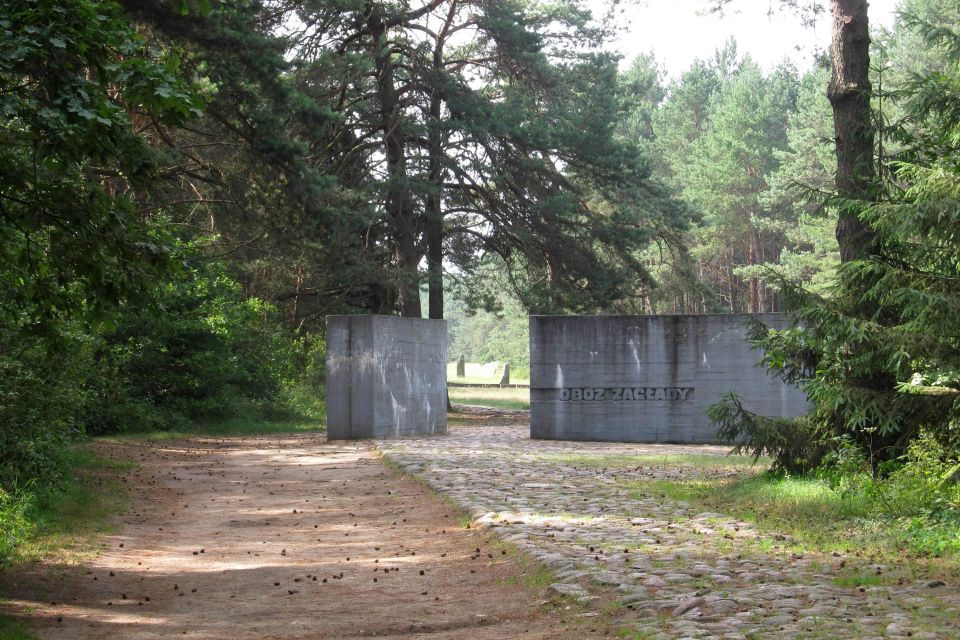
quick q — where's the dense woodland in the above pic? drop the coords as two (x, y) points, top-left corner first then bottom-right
(1, 0), (959, 560)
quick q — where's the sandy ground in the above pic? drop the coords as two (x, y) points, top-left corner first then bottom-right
(447, 405), (529, 426)
(1, 431), (610, 639)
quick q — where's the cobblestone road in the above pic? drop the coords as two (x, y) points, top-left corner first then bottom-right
(378, 425), (960, 639)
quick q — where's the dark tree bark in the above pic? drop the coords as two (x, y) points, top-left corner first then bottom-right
(366, 3), (422, 317)
(748, 226), (759, 313)
(828, 0), (900, 465)
(425, 130), (444, 319)
(827, 0), (876, 262)
(426, 3), (457, 320)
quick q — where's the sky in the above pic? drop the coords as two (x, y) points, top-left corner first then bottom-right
(591, 0), (901, 78)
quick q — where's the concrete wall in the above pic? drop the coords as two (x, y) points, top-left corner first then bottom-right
(530, 314), (808, 443)
(327, 315), (447, 439)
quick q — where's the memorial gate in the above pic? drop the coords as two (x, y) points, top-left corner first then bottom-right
(326, 315), (447, 439)
(529, 314), (808, 443)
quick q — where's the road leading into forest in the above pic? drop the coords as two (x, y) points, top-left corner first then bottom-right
(8, 421), (959, 639)
(1, 432), (601, 639)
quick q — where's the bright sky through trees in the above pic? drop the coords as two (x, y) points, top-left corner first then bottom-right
(594, 0), (898, 76)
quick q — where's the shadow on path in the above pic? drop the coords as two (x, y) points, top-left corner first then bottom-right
(1, 433), (589, 639)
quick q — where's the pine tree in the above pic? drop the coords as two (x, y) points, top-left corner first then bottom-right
(760, 66), (840, 293)
(712, 12), (960, 468)
(284, 0), (688, 317)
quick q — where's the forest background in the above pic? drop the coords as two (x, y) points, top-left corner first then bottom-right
(2, 0), (959, 561)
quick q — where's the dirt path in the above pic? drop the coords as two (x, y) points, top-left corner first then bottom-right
(448, 405), (529, 426)
(1, 433), (604, 639)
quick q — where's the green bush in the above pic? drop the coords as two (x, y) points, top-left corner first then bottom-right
(882, 435), (960, 555)
(886, 434), (960, 516)
(816, 433), (960, 555)
(817, 438), (874, 498)
(85, 251), (299, 434)
(0, 487), (33, 564)
(509, 365), (530, 382)
(1, 247), (309, 486)
(0, 326), (93, 490)
(279, 333), (326, 421)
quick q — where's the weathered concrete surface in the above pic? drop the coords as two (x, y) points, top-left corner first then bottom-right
(530, 314), (808, 443)
(327, 315), (447, 439)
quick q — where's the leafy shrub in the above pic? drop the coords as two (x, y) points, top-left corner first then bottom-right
(817, 438), (874, 498)
(301, 333), (327, 390)
(816, 433), (960, 555)
(86, 254), (297, 434)
(0, 326), (94, 490)
(278, 333), (327, 421)
(896, 512), (960, 556)
(880, 435), (960, 555)
(509, 365), (531, 381)
(885, 433), (960, 515)
(0, 487), (32, 565)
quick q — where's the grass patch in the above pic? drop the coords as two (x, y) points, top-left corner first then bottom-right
(11, 447), (130, 565)
(446, 362), (530, 385)
(0, 490), (32, 563)
(448, 386), (529, 410)
(546, 452), (765, 469)
(488, 538), (557, 592)
(495, 563), (554, 589)
(832, 572), (895, 588)
(616, 628), (661, 640)
(446, 415), (521, 427)
(100, 416), (325, 441)
(522, 562), (555, 589)
(631, 478), (714, 503)
(528, 511), (603, 524)
(495, 574), (520, 586)
(625, 473), (960, 576)
(0, 616), (35, 640)
(627, 474), (871, 548)
(0, 445), (129, 638)
(490, 538), (517, 555)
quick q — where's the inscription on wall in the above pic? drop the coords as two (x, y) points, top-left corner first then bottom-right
(558, 387), (694, 401)
(531, 314), (810, 443)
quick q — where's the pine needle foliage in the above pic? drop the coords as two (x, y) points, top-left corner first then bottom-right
(711, 13), (960, 470)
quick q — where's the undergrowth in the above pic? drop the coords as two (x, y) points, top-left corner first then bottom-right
(100, 415), (326, 441)
(0, 490), (32, 564)
(624, 435), (960, 573)
(2, 447), (129, 566)
(0, 616), (35, 640)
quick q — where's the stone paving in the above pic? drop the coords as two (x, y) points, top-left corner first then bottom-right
(377, 425), (960, 639)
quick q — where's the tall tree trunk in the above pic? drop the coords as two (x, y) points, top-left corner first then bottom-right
(291, 266), (303, 329)
(425, 135), (444, 319)
(828, 0), (876, 262)
(367, 3), (421, 317)
(748, 225), (759, 313)
(426, 3), (457, 320)
(544, 254), (561, 313)
(828, 0), (900, 465)
(727, 252), (736, 312)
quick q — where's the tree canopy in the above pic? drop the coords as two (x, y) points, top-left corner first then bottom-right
(2, 0), (959, 530)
